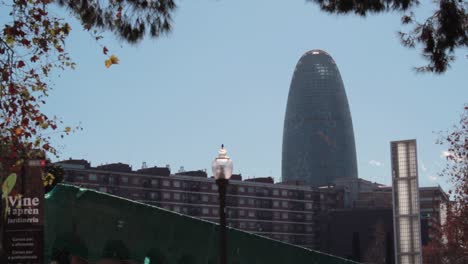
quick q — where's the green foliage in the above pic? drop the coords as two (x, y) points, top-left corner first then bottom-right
(308, 0), (468, 73)
(56, 0), (176, 43)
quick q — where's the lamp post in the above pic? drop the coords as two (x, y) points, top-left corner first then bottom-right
(212, 144), (233, 264)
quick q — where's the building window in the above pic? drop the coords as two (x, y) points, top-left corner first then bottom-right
(238, 186), (245, 192)
(174, 193), (180, 200)
(162, 192), (170, 199)
(202, 208), (209, 215)
(248, 199), (255, 206)
(121, 176), (128, 184)
(150, 192), (157, 199)
(273, 201), (279, 207)
(151, 179), (158, 186)
(132, 178), (139, 185)
(248, 211), (255, 217)
(273, 189), (279, 196)
(212, 208), (218, 215)
(75, 175), (84, 181)
(239, 210), (245, 216)
(173, 181), (180, 188)
(89, 174), (97, 181)
(173, 206), (181, 212)
(282, 201), (288, 208)
(282, 190), (288, 196)
(202, 195), (209, 202)
(306, 214), (313, 220)
(274, 212), (280, 219)
(306, 203), (313, 209)
(249, 222), (255, 229)
(191, 194), (199, 202)
(109, 176), (115, 185)
(99, 187), (107, 193)
(212, 184), (218, 191)
(248, 187), (254, 193)
(162, 180), (170, 187)
(281, 213), (288, 219)
(239, 198), (245, 205)
(239, 222), (246, 229)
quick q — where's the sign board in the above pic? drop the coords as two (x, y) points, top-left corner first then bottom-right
(2, 160), (45, 264)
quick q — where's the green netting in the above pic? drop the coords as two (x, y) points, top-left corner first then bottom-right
(45, 184), (359, 264)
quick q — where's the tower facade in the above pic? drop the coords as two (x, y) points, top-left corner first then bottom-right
(282, 50), (358, 186)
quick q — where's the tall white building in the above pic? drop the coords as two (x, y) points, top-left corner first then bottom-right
(391, 139), (422, 264)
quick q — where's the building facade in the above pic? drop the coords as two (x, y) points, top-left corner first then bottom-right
(57, 159), (449, 261)
(391, 140), (422, 264)
(57, 160), (322, 249)
(319, 178), (449, 263)
(282, 50), (358, 186)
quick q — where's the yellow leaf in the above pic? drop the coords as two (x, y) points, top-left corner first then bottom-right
(14, 127), (23, 136)
(105, 59), (112, 68)
(110, 55), (119, 64)
(5, 36), (14, 45)
(105, 55), (119, 68)
(64, 127), (71, 133)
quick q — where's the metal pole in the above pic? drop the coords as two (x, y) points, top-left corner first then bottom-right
(216, 178), (228, 264)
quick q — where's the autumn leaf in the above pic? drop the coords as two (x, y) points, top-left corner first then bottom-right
(17, 61), (25, 68)
(64, 126), (71, 133)
(103, 46), (108, 55)
(20, 38), (30, 46)
(116, 5), (123, 19)
(14, 127), (23, 136)
(5, 36), (14, 45)
(105, 59), (112, 68)
(42, 173), (55, 187)
(105, 55), (119, 68)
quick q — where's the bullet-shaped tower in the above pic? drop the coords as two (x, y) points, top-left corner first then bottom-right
(282, 50), (358, 186)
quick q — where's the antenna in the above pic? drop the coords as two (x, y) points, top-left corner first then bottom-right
(142, 162), (147, 169)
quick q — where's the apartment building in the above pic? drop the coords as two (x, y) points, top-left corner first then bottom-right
(57, 159), (321, 249)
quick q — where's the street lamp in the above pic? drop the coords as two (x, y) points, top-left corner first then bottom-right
(212, 144), (233, 264)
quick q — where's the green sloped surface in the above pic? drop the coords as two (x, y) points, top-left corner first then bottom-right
(45, 184), (359, 264)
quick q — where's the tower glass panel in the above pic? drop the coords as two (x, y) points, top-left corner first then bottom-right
(282, 50), (358, 186)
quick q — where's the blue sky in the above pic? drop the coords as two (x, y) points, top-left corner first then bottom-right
(45, 1), (467, 191)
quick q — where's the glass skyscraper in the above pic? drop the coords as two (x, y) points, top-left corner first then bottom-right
(282, 50), (358, 186)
